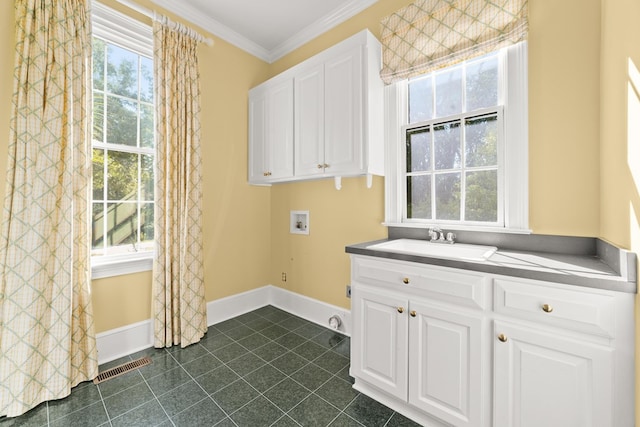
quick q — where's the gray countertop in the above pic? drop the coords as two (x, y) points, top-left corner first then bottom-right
(346, 238), (637, 293)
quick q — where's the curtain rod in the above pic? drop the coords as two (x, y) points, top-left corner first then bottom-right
(113, 0), (214, 46)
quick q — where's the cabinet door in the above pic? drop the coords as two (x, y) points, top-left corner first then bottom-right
(267, 79), (294, 179)
(408, 301), (483, 427)
(295, 64), (324, 177)
(351, 286), (408, 401)
(248, 89), (268, 183)
(324, 46), (363, 175)
(493, 322), (613, 427)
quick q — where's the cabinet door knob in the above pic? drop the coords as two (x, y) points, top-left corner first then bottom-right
(317, 164), (324, 169)
(410, 310), (417, 317)
(397, 307), (404, 314)
(541, 304), (553, 313)
(497, 333), (508, 343)
(402, 277), (410, 284)
(324, 163), (330, 168)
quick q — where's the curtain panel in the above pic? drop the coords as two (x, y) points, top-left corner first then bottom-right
(0, 0), (97, 417)
(152, 18), (207, 348)
(380, 0), (528, 84)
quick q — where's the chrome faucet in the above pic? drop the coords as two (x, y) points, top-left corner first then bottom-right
(428, 227), (456, 244)
(428, 227), (442, 241)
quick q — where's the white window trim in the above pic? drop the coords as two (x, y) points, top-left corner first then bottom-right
(384, 42), (530, 234)
(91, 1), (155, 279)
(92, 252), (154, 280)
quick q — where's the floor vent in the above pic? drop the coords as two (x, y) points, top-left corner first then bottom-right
(93, 356), (152, 384)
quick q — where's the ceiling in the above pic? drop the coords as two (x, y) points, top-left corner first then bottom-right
(149, 0), (379, 63)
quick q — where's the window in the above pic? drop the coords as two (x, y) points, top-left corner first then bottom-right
(91, 3), (155, 278)
(385, 42), (529, 232)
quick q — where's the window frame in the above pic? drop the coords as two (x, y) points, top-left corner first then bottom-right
(91, 2), (155, 279)
(384, 41), (530, 233)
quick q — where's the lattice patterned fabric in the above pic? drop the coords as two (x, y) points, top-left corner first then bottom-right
(380, 0), (528, 84)
(0, 0), (98, 417)
(152, 18), (207, 349)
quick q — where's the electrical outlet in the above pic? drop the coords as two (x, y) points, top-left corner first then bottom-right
(346, 285), (351, 298)
(281, 272), (287, 282)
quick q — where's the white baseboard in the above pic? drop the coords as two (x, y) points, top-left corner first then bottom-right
(269, 286), (352, 337)
(96, 285), (352, 365)
(96, 319), (153, 365)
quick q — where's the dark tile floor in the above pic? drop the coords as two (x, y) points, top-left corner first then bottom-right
(0, 305), (421, 427)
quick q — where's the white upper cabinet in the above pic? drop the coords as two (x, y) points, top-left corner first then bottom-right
(296, 45), (364, 177)
(248, 77), (294, 184)
(248, 30), (383, 186)
(294, 63), (325, 177)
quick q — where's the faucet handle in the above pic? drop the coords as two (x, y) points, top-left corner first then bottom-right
(446, 232), (456, 243)
(428, 227), (440, 241)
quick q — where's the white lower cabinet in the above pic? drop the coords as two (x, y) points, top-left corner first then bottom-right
(350, 254), (635, 427)
(409, 300), (483, 426)
(493, 321), (613, 427)
(352, 287), (408, 401)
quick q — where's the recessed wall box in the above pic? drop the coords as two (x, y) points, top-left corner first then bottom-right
(290, 210), (309, 235)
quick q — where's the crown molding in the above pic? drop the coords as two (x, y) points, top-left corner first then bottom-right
(149, 0), (378, 63)
(267, 0), (378, 63)
(149, 0), (271, 61)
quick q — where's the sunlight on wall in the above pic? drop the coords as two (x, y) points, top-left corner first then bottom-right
(627, 57), (640, 259)
(628, 58), (640, 192)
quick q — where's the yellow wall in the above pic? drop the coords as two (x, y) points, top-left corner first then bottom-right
(599, 0), (640, 423)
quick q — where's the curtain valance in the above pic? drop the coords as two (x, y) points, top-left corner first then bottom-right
(380, 0), (528, 84)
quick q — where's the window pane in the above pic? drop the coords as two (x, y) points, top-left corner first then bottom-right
(140, 203), (154, 243)
(434, 121), (461, 170)
(93, 39), (105, 90)
(435, 173), (461, 220)
(106, 96), (138, 146)
(465, 115), (498, 167)
(107, 44), (139, 99)
(407, 175), (431, 219)
(435, 67), (462, 118)
(92, 202), (104, 251)
(406, 127), (431, 172)
(465, 170), (498, 222)
(409, 77), (433, 123)
(140, 103), (154, 148)
(92, 148), (105, 200)
(141, 154), (154, 201)
(107, 151), (138, 200)
(140, 56), (153, 103)
(93, 93), (104, 142)
(106, 202), (138, 248)
(466, 56), (498, 111)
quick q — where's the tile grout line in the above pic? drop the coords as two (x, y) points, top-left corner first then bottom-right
(197, 310), (347, 424)
(95, 378), (114, 427)
(164, 344), (240, 427)
(133, 356), (178, 427)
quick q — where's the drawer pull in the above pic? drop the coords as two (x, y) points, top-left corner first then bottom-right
(497, 333), (508, 343)
(397, 307), (405, 314)
(410, 310), (417, 317)
(541, 304), (554, 313)
(402, 277), (410, 284)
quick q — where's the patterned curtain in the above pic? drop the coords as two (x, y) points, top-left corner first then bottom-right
(0, 0), (97, 418)
(380, 0), (528, 84)
(152, 18), (207, 348)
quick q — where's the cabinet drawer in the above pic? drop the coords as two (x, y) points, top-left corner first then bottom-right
(494, 278), (615, 338)
(352, 255), (488, 309)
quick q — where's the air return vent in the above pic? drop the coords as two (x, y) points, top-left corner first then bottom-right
(93, 356), (152, 384)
